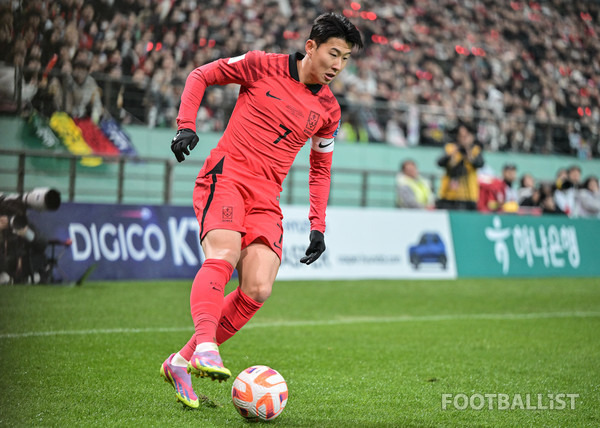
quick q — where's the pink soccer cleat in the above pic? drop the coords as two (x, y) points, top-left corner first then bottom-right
(188, 349), (231, 382)
(160, 353), (200, 408)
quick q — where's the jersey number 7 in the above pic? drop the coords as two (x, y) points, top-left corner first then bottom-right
(273, 124), (292, 144)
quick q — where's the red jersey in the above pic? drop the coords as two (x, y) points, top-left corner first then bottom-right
(177, 51), (340, 233)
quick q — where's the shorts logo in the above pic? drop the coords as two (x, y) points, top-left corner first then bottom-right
(222, 206), (233, 222)
(304, 111), (320, 134)
(273, 222), (283, 250)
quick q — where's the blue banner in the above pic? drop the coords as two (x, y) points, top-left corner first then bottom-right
(29, 203), (204, 281)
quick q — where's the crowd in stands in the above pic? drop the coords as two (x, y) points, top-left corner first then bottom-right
(0, 0), (600, 158)
(397, 156), (600, 218)
(395, 121), (600, 218)
(1, 0), (599, 159)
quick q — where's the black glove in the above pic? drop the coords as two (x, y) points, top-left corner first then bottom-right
(300, 230), (326, 265)
(171, 128), (199, 162)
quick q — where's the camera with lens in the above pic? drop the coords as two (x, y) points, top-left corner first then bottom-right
(0, 188), (61, 284)
(0, 188), (61, 237)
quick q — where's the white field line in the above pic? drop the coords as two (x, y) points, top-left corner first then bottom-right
(1, 311), (599, 340)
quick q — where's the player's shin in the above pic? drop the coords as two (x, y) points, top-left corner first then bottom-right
(216, 286), (263, 345)
(189, 259), (234, 344)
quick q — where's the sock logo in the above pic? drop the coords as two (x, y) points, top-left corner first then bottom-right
(222, 206), (233, 222)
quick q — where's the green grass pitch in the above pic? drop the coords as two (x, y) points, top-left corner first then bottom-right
(1, 277), (599, 427)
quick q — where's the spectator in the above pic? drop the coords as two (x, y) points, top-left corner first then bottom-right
(541, 192), (567, 215)
(0, 40), (28, 112)
(121, 68), (148, 124)
(56, 59), (104, 123)
(95, 63), (124, 120)
(502, 164), (518, 204)
(519, 184), (542, 209)
(477, 166), (519, 213)
(554, 165), (582, 215)
(566, 165), (583, 188)
(499, 163), (519, 212)
(553, 168), (568, 191)
(518, 173), (536, 204)
(528, 182), (563, 215)
(477, 173), (506, 212)
(436, 122), (485, 210)
(575, 176), (600, 219)
(395, 159), (434, 209)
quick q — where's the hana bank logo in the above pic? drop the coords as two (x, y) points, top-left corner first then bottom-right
(485, 217), (511, 274)
(484, 216), (580, 275)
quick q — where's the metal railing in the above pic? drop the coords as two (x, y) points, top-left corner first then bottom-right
(0, 149), (437, 208)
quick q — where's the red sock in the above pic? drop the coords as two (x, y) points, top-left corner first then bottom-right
(179, 335), (196, 361)
(216, 286), (263, 345)
(180, 258), (233, 359)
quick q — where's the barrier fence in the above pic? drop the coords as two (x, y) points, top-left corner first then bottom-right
(0, 148), (439, 208)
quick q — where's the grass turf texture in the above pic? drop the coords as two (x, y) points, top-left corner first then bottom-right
(0, 278), (599, 427)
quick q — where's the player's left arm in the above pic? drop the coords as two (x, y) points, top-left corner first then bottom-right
(307, 135), (333, 234)
(300, 98), (341, 265)
(300, 134), (333, 265)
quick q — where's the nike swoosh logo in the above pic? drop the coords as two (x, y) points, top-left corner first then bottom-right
(318, 141), (334, 148)
(273, 242), (281, 249)
(266, 91), (281, 100)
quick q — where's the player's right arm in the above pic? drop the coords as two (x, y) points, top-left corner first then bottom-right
(171, 52), (261, 162)
(176, 52), (260, 131)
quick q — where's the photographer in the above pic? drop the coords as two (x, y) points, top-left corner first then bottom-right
(0, 188), (60, 284)
(435, 122), (485, 210)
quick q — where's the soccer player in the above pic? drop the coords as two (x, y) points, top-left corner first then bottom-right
(160, 12), (363, 408)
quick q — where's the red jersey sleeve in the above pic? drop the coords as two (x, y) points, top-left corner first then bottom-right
(308, 125), (338, 233)
(308, 149), (332, 233)
(176, 52), (262, 131)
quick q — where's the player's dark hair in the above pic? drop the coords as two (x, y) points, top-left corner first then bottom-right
(309, 12), (363, 50)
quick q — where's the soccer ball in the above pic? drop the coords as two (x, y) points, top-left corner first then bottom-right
(231, 365), (288, 421)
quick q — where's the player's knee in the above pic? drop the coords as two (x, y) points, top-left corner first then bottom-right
(208, 248), (240, 268)
(202, 230), (242, 267)
(243, 281), (272, 303)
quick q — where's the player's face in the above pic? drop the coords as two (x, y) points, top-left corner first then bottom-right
(306, 38), (353, 85)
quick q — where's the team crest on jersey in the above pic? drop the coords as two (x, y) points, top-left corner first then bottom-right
(304, 111), (320, 134)
(222, 206), (233, 222)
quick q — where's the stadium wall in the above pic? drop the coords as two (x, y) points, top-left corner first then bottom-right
(28, 202), (600, 283)
(2, 116), (600, 181)
(122, 125), (599, 182)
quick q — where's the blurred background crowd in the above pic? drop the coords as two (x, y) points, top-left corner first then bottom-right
(394, 122), (600, 219)
(1, 0), (599, 159)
